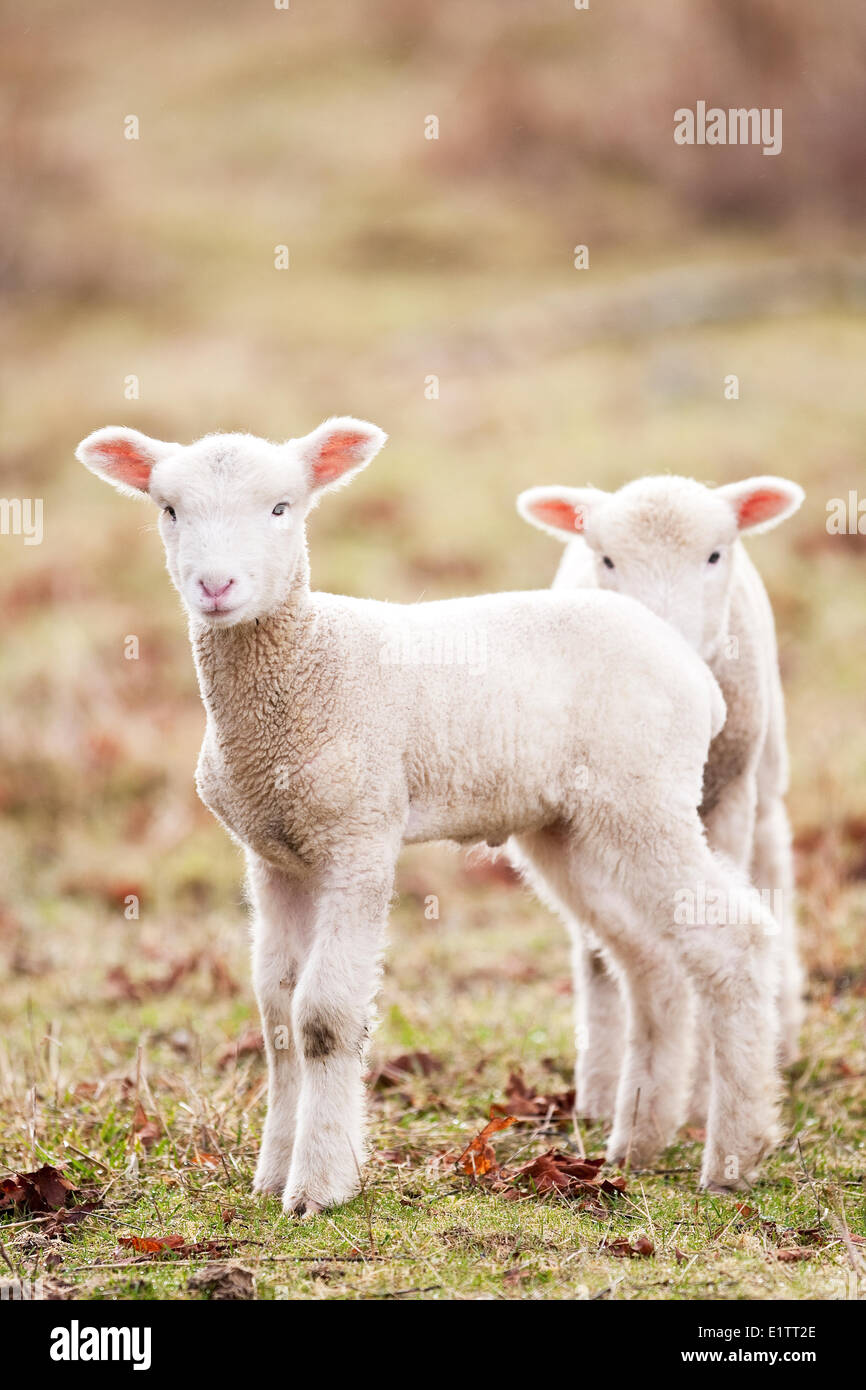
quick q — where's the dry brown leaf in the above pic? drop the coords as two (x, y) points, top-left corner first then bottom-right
(217, 1028), (264, 1069)
(456, 1115), (516, 1179)
(0, 1164), (75, 1214)
(191, 1151), (220, 1169)
(491, 1071), (575, 1125)
(118, 1233), (236, 1259)
(367, 1052), (443, 1089)
(508, 1149), (627, 1199)
(132, 1102), (161, 1148)
(118, 1233), (186, 1255)
(603, 1235), (655, 1258)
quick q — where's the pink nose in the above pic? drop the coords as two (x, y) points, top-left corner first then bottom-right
(198, 577), (234, 600)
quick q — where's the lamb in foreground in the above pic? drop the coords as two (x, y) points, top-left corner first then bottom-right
(77, 419), (782, 1211)
(517, 472), (804, 1124)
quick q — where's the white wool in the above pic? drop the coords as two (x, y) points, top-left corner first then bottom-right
(77, 424), (782, 1207)
(517, 471), (804, 1128)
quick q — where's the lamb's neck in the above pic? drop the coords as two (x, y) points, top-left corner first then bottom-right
(191, 575), (318, 740)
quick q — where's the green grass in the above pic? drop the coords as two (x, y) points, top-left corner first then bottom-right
(1, 838), (865, 1300)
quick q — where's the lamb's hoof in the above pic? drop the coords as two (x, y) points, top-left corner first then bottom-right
(253, 1177), (285, 1196)
(605, 1136), (665, 1171)
(284, 1194), (323, 1220)
(699, 1177), (750, 1195)
(253, 1165), (290, 1196)
(575, 1083), (618, 1124)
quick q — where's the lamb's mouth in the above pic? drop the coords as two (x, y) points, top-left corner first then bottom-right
(197, 602), (247, 624)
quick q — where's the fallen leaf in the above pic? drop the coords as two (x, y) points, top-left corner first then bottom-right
(217, 1028), (264, 1069)
(491, 1071), (575, 1125)
(367, 1052), (443, 1089)
(132, 1102), (161, 1149)
(372, 1148), (409, 1165)
(507, 1149), (627, 1199)
(191, 1151), (221, 1169)
(456, 1115), (516, 1179)
(0, 1164), (75, 1214)
(118, 1233), (186, 1255)
(602, 1235), (655, 1258)
(774, 1247), (814, 1262)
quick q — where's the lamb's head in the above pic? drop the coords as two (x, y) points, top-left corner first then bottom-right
(76, 417), (387, 626)
(518, 474), (804, 658)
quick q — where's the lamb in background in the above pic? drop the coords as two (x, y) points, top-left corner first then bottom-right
(517, 472), (804, 1123)
(77, 421), (782, 1211)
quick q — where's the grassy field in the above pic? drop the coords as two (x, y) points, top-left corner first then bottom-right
(1, 1), (866, 1300)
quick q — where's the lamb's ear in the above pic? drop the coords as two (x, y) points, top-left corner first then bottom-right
(715, 476), (805, 534)
(516, 486), (608, 541)
(294, 416), (387, 495)
(76, 427), (177, 498)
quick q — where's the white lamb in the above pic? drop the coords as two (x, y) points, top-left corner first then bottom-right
(517, 473), (804, 1124)
(77, 420), (782, 1210)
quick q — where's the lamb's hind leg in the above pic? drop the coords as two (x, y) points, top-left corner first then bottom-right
(752, 793), (803, 1065)
(246, 855), (316, 1196)
(515, 830), (693, 1166)
(627, 836), (782, 1189)
(573, 930), (625, 1122)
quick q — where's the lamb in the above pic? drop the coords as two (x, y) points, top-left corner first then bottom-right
(517, 472), (804, 1123)
(76, 419), (783, 1211)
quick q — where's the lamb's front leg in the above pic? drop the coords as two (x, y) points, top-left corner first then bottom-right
(672, 863), (782, 1190)
(284, 854), (396, 1216)
(689, 769), (759, 1121)
(247, 856), (315, 1196)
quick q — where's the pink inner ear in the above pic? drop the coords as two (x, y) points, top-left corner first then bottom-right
(93, 439), (152, 491)
(311, 431), (367, 485)
(531, 497), (584, 533)
(737, 489), (785, 529)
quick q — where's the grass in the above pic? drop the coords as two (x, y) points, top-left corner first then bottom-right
(2, 1), (866, 1301)
(0, 842), (864, 1301)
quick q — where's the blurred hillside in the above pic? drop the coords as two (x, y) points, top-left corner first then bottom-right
(0, 0), (865, 1040)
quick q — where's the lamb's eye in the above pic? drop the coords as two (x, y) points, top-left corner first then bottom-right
(272, 502), (290, 517)
(708, 551), (721, 564)
(602, 556), (615, 570)
(164, 505), (176, 522)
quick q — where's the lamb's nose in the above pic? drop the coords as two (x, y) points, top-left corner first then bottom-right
(198, 577), (234, 599)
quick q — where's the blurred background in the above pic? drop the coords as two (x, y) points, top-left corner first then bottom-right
(1, 0), (865, 1206)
